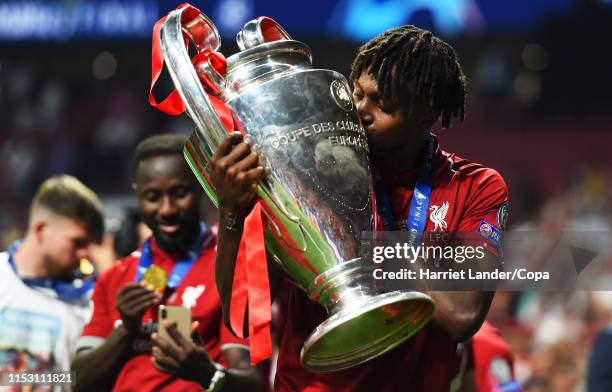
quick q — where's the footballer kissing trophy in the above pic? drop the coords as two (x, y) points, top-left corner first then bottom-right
(158, 6), (434, 371)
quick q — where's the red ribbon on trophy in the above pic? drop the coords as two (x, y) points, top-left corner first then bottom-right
(150, 3), (272, 365)
(231, 203), (272, 364)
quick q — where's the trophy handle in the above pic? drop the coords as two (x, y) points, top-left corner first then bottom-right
(192, 55), (227, 98)
(160, 7), (227, 152)
(236, 17), (292, 51)
(183, 14), (221, 52)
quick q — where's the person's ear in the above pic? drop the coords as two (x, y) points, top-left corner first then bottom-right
(32, 218), (47, 244)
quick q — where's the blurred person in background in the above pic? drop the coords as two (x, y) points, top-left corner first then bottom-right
(459, 321), (520, 392)
(0, 175), (103, 375)
(498, 163), (612, 390)
(587, 325), (612, 392)
(112, 207), (152, 259)
(87, 207), (153, 274)
(71, 134), (260, 391)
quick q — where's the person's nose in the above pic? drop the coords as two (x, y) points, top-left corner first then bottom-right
(356, 99), (373, 128)
(158, 195), (178, 218)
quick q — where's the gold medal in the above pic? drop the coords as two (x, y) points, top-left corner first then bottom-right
(79, 258), (95, 276)
(141, 265), (167, 292)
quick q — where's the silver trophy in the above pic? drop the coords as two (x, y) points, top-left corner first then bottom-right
(159, 7), (434, 371)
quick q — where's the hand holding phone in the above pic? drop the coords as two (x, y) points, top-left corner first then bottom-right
(152, 307), (217, 384)
(158, 305), (192, 341)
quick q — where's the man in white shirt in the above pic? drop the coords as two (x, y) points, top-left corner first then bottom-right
(0, 175), (104, 377)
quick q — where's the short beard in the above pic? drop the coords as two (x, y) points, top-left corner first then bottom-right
(154, 221), (200, 255)
(43, 254), (75, 281)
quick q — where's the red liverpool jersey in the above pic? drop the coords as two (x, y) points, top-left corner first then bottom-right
(471, 322), (518, 392)
(274, 139), (509, 392)
(80, 235), (247, 391)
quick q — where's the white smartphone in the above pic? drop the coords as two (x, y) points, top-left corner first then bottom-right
(158, 305), (192, 341)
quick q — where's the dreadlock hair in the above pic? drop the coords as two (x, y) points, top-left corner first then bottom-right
(350, 25), (466, 128)
(131, 133), (188, 179)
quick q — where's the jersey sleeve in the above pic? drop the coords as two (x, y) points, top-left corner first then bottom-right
(456, 168), (509, 257)
(77, 269), (116, 349)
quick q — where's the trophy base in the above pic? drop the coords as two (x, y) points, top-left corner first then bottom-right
(300, 290), (434, 372)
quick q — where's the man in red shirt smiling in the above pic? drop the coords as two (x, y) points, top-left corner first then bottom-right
(72, 134), (261, 391)
(211, 25), (508, 391)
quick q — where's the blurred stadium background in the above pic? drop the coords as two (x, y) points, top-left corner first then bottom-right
(1, 0), (611, 390)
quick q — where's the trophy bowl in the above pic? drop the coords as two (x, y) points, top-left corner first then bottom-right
(158, 6), (435, 371)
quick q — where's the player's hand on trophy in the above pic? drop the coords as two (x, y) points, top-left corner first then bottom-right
(151, 321), (217, 384)
(116, 283), (161, 335)
(211, 132), (266, 219)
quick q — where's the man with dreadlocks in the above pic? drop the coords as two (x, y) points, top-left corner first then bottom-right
(210, 25), (509, 391)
